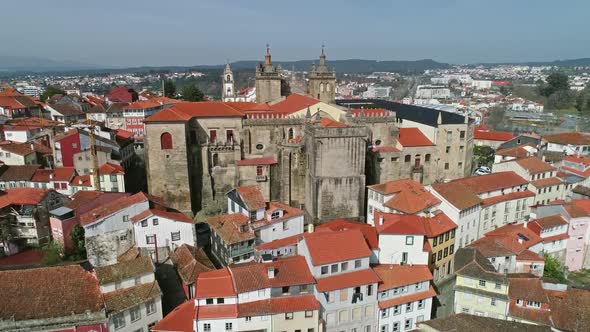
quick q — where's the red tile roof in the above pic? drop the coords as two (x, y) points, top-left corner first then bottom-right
(316, 269), (381, 292)
(70, 174), (92, 187)
(374, 213), (428, 235)
(255, 233), (303, 250)
(236, 185), (266, 210)
(481, 190), (535, 208)
(304, 229), (372, 265)
(98, 162), (124, 175)
(250, 201), (304, 229)
(130, 208), (194, 224)
(318, 117), (349, 128)
(369, 179), (441, 214)
(542, 233), (569, 243)
(196, 304), (238, 319)
(315, 219), (379, 249)
(515, 156), (556, 174)
(207, 213), (254, 245)
(152, 300), (195, 332)
(195, 268), (236, 299)
(229, 256), (315, 293)
(495, 145), (534, 159)
(515, 249), (544, 262)
(373, 264), (433, 291)
(543, 132), (590, 145)
(237, 295), (320, 317)
(527, 215), (568, 231)
(79, 192), (159, 226)
(124, 99), (162, 110)
(145, 102), (252, 122)
(564, 154), (590, 166)
(530, 177), (563, 188)
(398, 128), (434, 147)
(378, 286), (437, 310)
(0, 188), (52, 208)
(474, 129), (515, 142)
(0, 265), (104, 321)
(236, 156), (278, 166)
(266, 93), (319, 114)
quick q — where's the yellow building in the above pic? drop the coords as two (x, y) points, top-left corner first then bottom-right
(453, 248), (509, 319)
(426, 212), (457, 283)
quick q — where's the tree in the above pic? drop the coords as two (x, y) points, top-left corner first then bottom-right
(473, 145), (495, 167)
(40, 85), (66, 102)
(42, 241), (64, 266)
(181, 84), (205, 102)
(544, 254), (567, 283)
(164, 79), (176, 98)
(546, 89), (576, 110)
(70, 224), (87, 260)
(485, 106), (506, 130)
(576, 87), (590, 115)
(540, 72), (569, 97)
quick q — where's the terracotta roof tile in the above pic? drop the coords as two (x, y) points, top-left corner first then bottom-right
(514, 156), (556, 174)
(229, 256), (315, 293)
(369, 179), (440, 214)
(98, 162), (124, 174)
(316, 269), (381, 292)
(152, 300), (195, 332)
(169, 244), (214, 285)
(130, 208), (194, 224)
(79, 192), (161, 226)
(515, 249), (544, 262)
(237, 295), (320, 317)
(236, 156), (278, 166)
(543, 132), (590, 145)
(530, 177), (563, 188)
(398, 127), (434, 147)
(474, 129), (515, 142)
(103, 282), (161, 314)
(378, 286), (437, 310)
(0, 265), (104, 321)
(548, 288), (590, 331)
(196, 304), (238, 319)
(528, 215), (568, 230)
(315, 219), (379, 249)
(304, 229), (372, 265)
(265, 93), (319, 114)
(373, 264), (433, 291)
(236, 185), (266, 210)
(94, 256), (153, 285)
(481, 190), (535, 208)
(145, 102), (249, 122)
(0, 187), (53, 208)
(195, 268), (236, 298)
(207, 213), (254, 245)
(255, 233), (303, 250)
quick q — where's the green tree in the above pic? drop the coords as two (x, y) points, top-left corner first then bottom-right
(485, 106), (506, 130)
(70, 224), (87, 260)
(181, 84), (205, 102)
(576, 87), (590, 115)
(164, 79), (176, 98)
(540, 72), (569, 97)
(42, 241), (64, 266)
(546, 89), (576, 110)
(473, 145), (495, 167)
(40, 85), (66, 102)
(544, 254), (567, 283)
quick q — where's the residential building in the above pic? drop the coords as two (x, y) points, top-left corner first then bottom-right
(543, 132), (590, 155)
(506, 275), (552, 326)
(0, 164), (42, 190)
(0, 141), (39, 165)
(209, 185), (304, 265)
(453, 248), (510, 319)
(106, 86), (138, 103)
(98, 162), (126, 192)
(494, 144), (537, 164)
(0, 188), (68, 255)
(45, 103), (86, 124)
(473, 126), (515, 149)
(432, 172), (534, 249)
(366, 179), (441, 226)
(298, 229), (380, 332)
(374, 264), (436, 331)
(169, 244), (215, 300)
(492, 156), (564, 205)
(95, 256), (163, 332)
(526, 214), (569, 264)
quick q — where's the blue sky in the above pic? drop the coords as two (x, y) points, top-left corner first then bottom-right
(1, 0), (588, 67)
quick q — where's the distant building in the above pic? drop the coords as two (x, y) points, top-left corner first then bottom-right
(106, 86), (138, 103)
(363, 85), (392, 99)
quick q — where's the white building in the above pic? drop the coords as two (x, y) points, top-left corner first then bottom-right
(543, 132), (590, 156)
(95, 256), (163, 332)
(363, 85), (392, 99)
(131, 208), (195, 253)
(415, 85), (451, 99)
(98, 162), (126, 192)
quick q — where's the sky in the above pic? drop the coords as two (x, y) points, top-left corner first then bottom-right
(1, 0), (589, 67)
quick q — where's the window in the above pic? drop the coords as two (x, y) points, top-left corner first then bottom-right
(444, 247), (449, 257)
(451, 229), (455, 238)
(225, 322), (233, 331)
(203, 323), (211, 332)
(123, 215), (129, 222)
(425, 154), (431, 162)
(160, 132), (173, 150)
(491, 298), (497, 306)
(393, 305), (401, 315)
(206, 298), (214, 304)
(392, 322), (400, 332)
(445, 232), (450, 241)
(217, 297), (225, 304)
(340, 288), (348, 301)
(321, 266), (329, 275)
(113, 313), (125, 329)
(381, 308), (389, 318)
(406, 236), (414, 245)
(153, 218), (159, 226)
(256, 143), (264, 150)
(130, 306), (141, 322)
(367, 284), (373, 296)
(331, 264), (338, 273)
(355, 259), (362, 268)
(245, 316), (251, 321)
(416, 282), (423, 290)
(479, 280), (486, 287)
(433, 236), (438, 246)
(438, 251), (442, 260)
(341, 262), (349, 271)
(300, 284), (309, 293)
(282, 286), (290, 294)
(405, 155), (411, 162)
(418, 299), (425, 309)
(446, 146), (451, 153)
(495, 282), (501, 290)
(171, 231), (181, 241)
(380, 325), (388, 332)
(209, 130), (217, 143)
(401, 252), (408, 264)
(285, 312), (294, 320)
(146, 235), (155, 244)
(460, 130), (466, 139)
(449, 244), (454, 254)
(444, 162), (449, 170)
(305, 310), (313, 318)
(406, 302), (413, 312)
(226, 129), (234, 143)
(431, 254), (436, 264)
(405, 318), (413, 330)
(141, 220), (147, 227)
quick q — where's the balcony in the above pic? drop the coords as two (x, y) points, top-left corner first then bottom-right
(256, 175), (267, 182)
(352, 292), (364, 304)
(230, 245), (254, 257)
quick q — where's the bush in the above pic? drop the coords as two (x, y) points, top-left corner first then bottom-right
(42, 241), (64, 266)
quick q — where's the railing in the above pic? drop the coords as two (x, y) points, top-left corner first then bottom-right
(230, 246), (254, 257)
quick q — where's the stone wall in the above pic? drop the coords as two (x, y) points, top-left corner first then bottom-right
(86, 229), (133, 267)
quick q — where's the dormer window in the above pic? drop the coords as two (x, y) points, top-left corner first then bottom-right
(271, 210), (281, 219)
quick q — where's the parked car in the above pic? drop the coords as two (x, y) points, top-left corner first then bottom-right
(474, 166), (491, 176)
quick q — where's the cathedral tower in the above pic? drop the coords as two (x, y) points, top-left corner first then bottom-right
(308, 46), (336, 103)
(222, 63), (235, 101)
(255, 45), (282, 103)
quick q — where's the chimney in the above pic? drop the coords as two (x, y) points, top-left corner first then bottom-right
(267, 266), (275, 279)
(49, 173), (54, 179)
(307, 224), (314, 233)
(30, 143), (34, 151)
(378, 214), (384, 226)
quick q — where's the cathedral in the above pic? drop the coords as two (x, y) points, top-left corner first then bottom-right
(145, 47), (474, 224)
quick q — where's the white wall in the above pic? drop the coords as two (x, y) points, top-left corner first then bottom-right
(133, 214), (195, 250)
(257, 215), (303, 243)
(84, 200), (150, 237)
(377, 234), (429, 265)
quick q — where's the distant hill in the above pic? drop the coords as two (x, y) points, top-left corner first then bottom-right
(476, 58), (590, 67)
(0, 55), (101, 72)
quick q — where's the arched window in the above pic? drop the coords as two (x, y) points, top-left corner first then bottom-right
(161, 132), (173, 150)
(212, 153), (219, 167)
(226, 74), (231, 82)
(326, 83), (331, 92)
(320, 83), (325, 92)
(288, 128), (294, 140)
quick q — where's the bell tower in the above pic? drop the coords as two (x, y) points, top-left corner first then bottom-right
(255, 45), (282, 103)
(308, 45), (336, 103)
(222, 63), (235, 101)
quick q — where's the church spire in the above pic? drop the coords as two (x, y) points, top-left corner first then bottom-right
(319, 43), (326, 66)
(264, 44), (272, 66)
